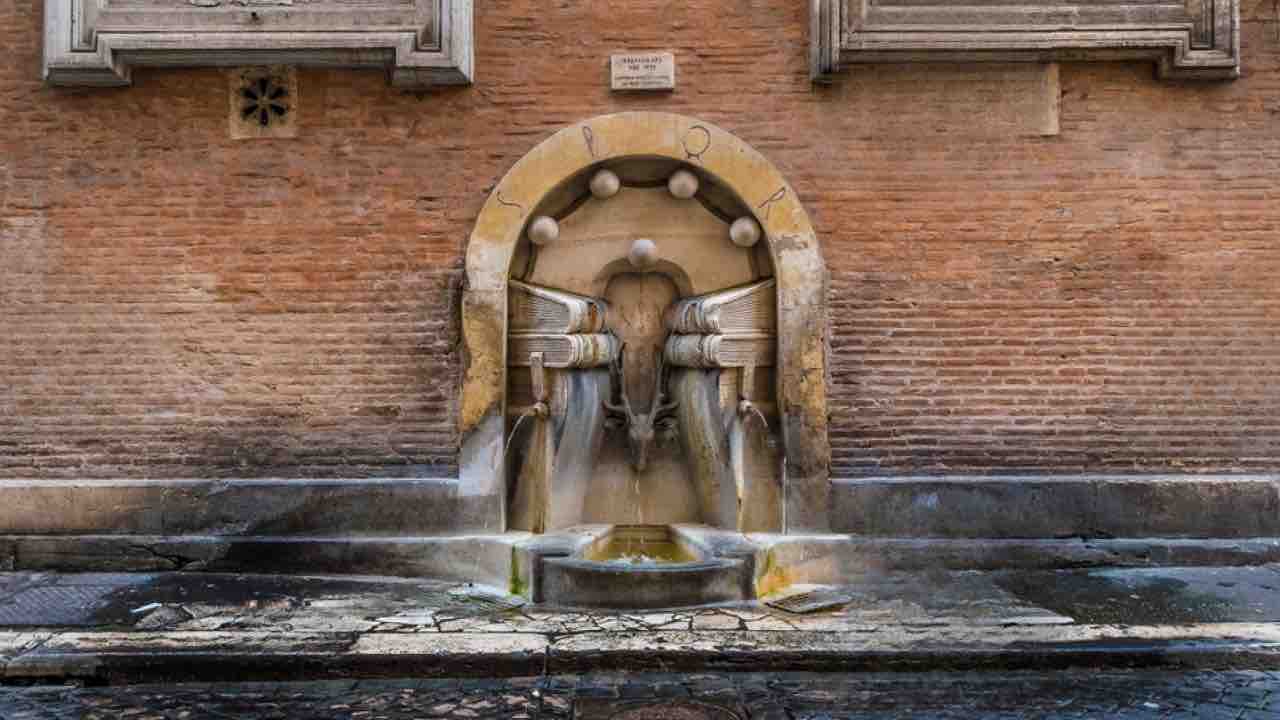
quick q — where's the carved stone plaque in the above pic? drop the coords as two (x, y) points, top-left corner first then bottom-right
(811, 0), (1239, 82)
(44, 0), (472, 88)
(610, 52), (676, 92)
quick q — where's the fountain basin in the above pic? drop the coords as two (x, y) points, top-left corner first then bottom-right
(539, 525), (749, 609)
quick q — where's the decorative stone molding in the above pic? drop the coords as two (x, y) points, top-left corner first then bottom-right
(462, 112), (831, 532)
(44, 0), (472, 88)
(812, 0), (1240, 82)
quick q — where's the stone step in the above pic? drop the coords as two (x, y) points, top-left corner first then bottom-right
(831, 474), (1280, 538)
(1, 624), (1277, 683)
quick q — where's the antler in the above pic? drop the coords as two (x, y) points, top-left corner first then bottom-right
(603, 342), (632, 417)
(651, 346), (679, 416)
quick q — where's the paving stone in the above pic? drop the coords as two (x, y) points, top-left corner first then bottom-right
(1223, 687), (1274, 709)
(5, 672), (1254, 720)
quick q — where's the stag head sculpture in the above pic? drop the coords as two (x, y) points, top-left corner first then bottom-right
(603, 343), (679, 473)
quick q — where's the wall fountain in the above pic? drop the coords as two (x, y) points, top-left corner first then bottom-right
(460, 112), (830, 608)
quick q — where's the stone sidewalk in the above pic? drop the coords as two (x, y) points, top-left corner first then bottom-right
(0, 565), (1277, 682)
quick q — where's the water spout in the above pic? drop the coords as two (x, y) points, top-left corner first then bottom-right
(730, 398), (771, 519)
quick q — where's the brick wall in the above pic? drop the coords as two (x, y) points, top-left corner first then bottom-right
(1, 0), (1278, 479)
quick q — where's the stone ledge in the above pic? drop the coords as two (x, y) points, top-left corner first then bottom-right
(0, 478), (495, 537)
(1, 534), (1278, 581)
(750, 536), (1280, 589)
(0, 535), (525, 587)
(831, 474), (1280, 538)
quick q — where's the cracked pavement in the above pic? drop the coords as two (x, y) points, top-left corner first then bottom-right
(0, 567), (1276, 696)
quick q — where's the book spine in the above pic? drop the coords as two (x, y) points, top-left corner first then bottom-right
(664, 334), (774, 368)
(509, 333), (615, 368)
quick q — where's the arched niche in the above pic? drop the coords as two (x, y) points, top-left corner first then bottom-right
(459, 112), (830, 533)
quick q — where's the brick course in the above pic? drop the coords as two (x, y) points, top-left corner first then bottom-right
(1, 0), (1278, 479)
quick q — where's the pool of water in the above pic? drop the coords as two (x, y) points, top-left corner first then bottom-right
(580, 526), (701, 565)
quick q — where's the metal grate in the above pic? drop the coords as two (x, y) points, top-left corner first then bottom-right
(764, 586), (853, 615)
(0, 586), (115, 626)
(443, 586), (526, 616)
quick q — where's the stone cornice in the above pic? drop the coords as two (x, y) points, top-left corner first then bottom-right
(812, 0), (1240, 82)
(43, 0), (472, 88)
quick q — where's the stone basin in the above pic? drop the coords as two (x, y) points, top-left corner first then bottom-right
(539, 525), (749, 609)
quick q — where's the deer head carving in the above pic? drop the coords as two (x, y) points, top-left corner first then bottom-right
(603, 343), (679, 473)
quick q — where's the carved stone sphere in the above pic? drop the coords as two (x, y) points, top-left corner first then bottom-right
(729, 216), (762, 248)
(628, 238), (658, 269)
(527, 215), (559, 246)
(667, 169), (699, 199)
(589, 169), (621, 199)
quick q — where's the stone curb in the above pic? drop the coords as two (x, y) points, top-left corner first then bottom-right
(3, 625), (1279, 683)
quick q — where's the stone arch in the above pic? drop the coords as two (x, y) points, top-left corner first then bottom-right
(459, 112), (830, 532)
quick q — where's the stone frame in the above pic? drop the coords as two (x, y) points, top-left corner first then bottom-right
(811, 0), (1240, 82)
(43, 0), (472, 88)
(460, 112), (832, 533)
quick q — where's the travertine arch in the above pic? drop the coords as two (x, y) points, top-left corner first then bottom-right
(460, 112), (830, 532)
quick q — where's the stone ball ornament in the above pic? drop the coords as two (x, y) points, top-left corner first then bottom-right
(667, 169), (699, 199)
(526, 215), (559, 246)
(589, 169), (621, 199)
(729, 216), (762, 248)
(628, 238), (658, 269)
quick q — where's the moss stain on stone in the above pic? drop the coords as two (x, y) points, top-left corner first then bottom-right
(509, 549), (527, 598)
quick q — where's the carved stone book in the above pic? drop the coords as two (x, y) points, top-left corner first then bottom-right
(509, 279), (610, 334)
(665, 334), (774, 369)
(509, 333), (616, 369)
(664, 278), (775, 335)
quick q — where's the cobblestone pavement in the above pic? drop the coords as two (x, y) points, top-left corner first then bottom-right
(2, 670), (1280, 719)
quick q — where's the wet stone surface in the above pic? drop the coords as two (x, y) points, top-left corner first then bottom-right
(994, 567), (1280, 625)
(2, 670), (1280, 719)
(2, 567), (1280, 637)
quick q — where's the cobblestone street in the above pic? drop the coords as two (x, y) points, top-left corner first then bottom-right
(3, 670), (1280, 720)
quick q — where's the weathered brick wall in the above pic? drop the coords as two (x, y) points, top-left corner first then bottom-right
(2, 0), (1278, 479)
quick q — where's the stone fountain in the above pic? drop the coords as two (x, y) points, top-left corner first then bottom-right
(460, 113), (830, 609)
